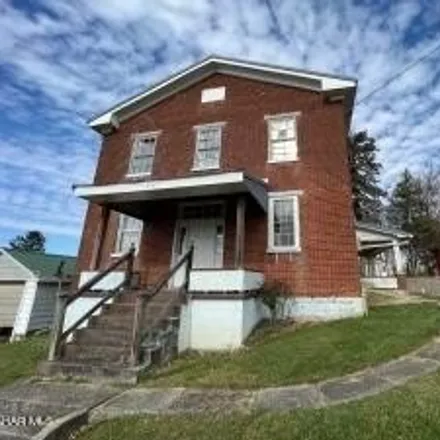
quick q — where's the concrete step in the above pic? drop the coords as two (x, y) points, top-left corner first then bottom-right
(101, 302), (180, 318)
(63, 343), (130, 364)
(89, 315), (134, 331)
(89, 312), (176, 334)
(101, 303), (136, 316)
(47, 287), (182, 378)
(38, 361), (143, 385)
(73, 327), (133, 346)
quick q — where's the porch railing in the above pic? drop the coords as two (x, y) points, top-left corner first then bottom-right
(129, 245), (194, 366)
(47, 246), (135, 361)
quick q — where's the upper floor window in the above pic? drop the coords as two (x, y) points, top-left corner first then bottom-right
(268, 192), (301, 253)
(193, 123), (224, 170)
(266, 113), (299, 163)
(114, 214), (143, 255)
(127, 133), (158, 176)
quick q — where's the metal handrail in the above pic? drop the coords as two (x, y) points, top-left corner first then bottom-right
(61, 280), (126, 340)
(129, 245), (194, 365)
(66, 248), (134, 306)
(139, 246), (195, 300)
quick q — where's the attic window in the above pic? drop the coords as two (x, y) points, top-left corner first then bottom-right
(201, 86), (226, 103)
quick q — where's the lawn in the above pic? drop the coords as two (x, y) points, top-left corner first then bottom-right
(141, 304), (440, 388)
(0, 333), (48, 387)
(76, 369), (440, 440)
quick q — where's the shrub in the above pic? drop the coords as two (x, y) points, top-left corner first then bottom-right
(258, 280), (290, 323)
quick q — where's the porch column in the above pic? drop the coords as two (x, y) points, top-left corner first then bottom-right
(91, 205), (110, 270)
(234, 195), (246, 269)
(393, 240), (404, 275)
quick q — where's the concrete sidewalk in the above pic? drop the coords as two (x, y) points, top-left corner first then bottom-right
(1, 338), (440, 439)
(91, 338), (440, 421)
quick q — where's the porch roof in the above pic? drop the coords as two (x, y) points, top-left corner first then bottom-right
(356, 222), (412, 254)
(73, 171), (268, 212)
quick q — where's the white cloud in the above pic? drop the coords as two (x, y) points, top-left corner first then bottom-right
(0, 0), (439, 252)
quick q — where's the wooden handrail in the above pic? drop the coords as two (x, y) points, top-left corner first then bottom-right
(129, 245), (194, 365)
(61, 279), (126, 340)
(67, 248), (134, 306)
(47, 246), (135, 361)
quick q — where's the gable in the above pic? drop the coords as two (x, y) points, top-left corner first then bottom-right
(90, 56), (357, 134)
(8, 250), (76, 279)
(0, 249), (33, 281)
(121, 72), (326, 127)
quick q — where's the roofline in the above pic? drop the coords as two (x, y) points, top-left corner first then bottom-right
(355, 221), (413, 239)
(88, 55), (357, 132)
(0, 248), (36, 279)
(209, 55), (358, 82)
(1, 248), (76, 279)
(73, 171), (269, 211)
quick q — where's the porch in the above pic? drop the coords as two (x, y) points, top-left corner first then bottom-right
(356, 222), (412, 290)
(74, 171), (268, 294)
(72, 172), (270, 351)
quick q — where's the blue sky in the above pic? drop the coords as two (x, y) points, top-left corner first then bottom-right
(0, 0), (439, 256)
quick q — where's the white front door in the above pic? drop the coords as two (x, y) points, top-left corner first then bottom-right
(172, 217), (224, 287)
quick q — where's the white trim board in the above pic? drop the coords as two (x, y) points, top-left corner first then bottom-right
(11, 279), (38, 340)
(74, 171), (268, 211)
(89, 56), (357, 132)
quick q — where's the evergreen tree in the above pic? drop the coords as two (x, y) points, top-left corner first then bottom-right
(386, 170), (423, 230)
(348, 131), (386, 222)
(9, 230), (46, 252)
(387, 168), (440, 274)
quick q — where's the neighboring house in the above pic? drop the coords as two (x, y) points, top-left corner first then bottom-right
(68, 55), (364, 352)
(356, 222), (412, 289)
(0, 248), (75, 341)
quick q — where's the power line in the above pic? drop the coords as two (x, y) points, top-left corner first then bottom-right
(356, 40), (440, 105)
(262, 0), (289, 44)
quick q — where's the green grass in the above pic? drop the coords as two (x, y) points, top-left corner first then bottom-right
(0, 333), (48, 387)
(366, 290), (402, 307)
(76, 370), (440, 440)
(141, 304), (440, 388)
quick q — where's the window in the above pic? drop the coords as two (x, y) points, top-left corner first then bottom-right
(114, 214), (143, 254)
(266, 114), (298, 162)
(193, 124), (223, 170)
(127, 133), (157, 176)
(268, 194), (300, 252)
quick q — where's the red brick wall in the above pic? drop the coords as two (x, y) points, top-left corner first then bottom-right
(77, 73), (360, 296)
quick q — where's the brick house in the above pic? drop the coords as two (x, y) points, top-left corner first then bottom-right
(71, 56), (365, 352)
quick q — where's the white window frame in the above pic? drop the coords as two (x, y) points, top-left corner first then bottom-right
(113, 214), (143, 256)
(192, 122), (225, 171)
(265, 112), (299, 163)
(267, 191), (301, 253)
(126, 131), (160, 178)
